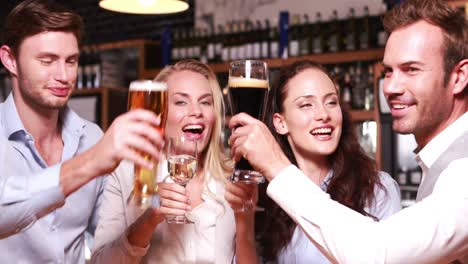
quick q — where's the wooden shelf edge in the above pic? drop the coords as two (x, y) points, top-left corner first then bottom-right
(350, 110), (376, 122)
(84, 39), (159, 51)
(277, 48), (384, 67)
(141, 48), (385, 75)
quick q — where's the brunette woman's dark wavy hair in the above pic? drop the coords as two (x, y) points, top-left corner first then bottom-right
(260, 60), (384, 261)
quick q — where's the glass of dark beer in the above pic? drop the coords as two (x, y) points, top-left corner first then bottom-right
(228, 60), (269, 184)
(128, 80), (168, 209)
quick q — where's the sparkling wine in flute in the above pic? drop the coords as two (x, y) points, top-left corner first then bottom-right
(168, 154), (197, 186)
(166, 136), (198, 224)
(228, 60), (269, 184)
(128, 80), (168, 208)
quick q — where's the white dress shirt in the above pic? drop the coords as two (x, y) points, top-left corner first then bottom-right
(92, 160), (236, 264)
(267, 112), (468, 264)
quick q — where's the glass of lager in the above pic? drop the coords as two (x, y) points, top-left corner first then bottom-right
(128, 80), (168, 209)
(166, 136), (198, 224)
(228, 60), (269, 184)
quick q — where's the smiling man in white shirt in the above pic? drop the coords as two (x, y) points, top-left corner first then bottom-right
(228, 0), (468, 263)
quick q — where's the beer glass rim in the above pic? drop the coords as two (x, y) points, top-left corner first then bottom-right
(129, 79), (167, 91)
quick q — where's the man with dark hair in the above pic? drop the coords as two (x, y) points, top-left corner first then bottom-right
(228, 0), (468, 263)
(0, 0), (163, 262)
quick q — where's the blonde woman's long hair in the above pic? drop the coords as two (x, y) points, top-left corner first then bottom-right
(154, 59), (232, 185)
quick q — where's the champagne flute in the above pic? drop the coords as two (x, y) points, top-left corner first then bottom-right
(166, 136), (198, 224)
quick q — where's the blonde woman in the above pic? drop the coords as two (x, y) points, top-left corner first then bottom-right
(91, 60), (255, 263)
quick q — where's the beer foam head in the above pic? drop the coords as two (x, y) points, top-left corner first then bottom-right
(129, 80), (167, 91)
(228, 77), (269, 89)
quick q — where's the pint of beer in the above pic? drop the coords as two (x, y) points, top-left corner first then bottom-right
(128, 80), (168, 208)
(228, 60), (269, 184)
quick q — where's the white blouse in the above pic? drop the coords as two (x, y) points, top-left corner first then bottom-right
(91, 160), (236, 264)
(276, 171), (401, 264)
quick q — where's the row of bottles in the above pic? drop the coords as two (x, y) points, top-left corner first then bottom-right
(171, 6), (387, 64)
(77, 47), (102, 89)
(328, 61), (375, 111)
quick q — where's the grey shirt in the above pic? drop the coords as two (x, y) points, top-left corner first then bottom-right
(0, 94), (106, 264)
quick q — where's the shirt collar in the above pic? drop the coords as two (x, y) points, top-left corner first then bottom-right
(320, 170), (333, 191)
(416, 112), (468, 169)
(1, 93), (86, 140)
(2, 94), (25, 139)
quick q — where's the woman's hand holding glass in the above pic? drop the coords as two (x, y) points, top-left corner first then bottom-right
(150, 182), (191, 224)
(225, 182), (258, 213)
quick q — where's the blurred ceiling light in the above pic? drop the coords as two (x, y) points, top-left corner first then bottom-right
(99, 0), (189, 14)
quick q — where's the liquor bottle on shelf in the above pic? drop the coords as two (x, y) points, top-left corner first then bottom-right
(312, 12), (326, 54)
(341, 72), (353, 109)
(299, 14), (310, 56)
(269, 19), (280, 59)
(359, 6), (372, 50)
(215, 25), (224, 63)
(288, 14), (300, 58)
(352, 63), (366, 110)
(244, 20), (254, 60)
(364, 64), (375, 110)
(253, 20), (262, 59)
(206, 27), (216, 64)
(375, 3), (389, 48)
(279, 11), (289, 59)
(237, 21), (246, 60)
(186, 28), (195, 60)
(193, 28), (202, 61)
(262, 19), (271, 59)
(221, 23), (230, 62)
(199, 28), (208, 64)
(91, 47), (102, 88)
(171, 28), (180, 63)
(327, 10), (343, 53)
(229, 21), (239, 61)
(331, 65), (343, 91)
(83, 48), (93, 88)
(77, 49), (85, 89)
(344, 8), (358, 51)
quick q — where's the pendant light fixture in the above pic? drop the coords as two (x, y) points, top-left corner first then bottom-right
(99, 0), (189, 15)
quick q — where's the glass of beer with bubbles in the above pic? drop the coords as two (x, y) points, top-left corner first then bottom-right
(166, 136), (198, 224)
(228, 60), (269, 184)
(128, 80), (168, 209)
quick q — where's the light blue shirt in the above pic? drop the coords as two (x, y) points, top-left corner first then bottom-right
(0, 94), (106, 264)
(276, 171), (401, 264)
